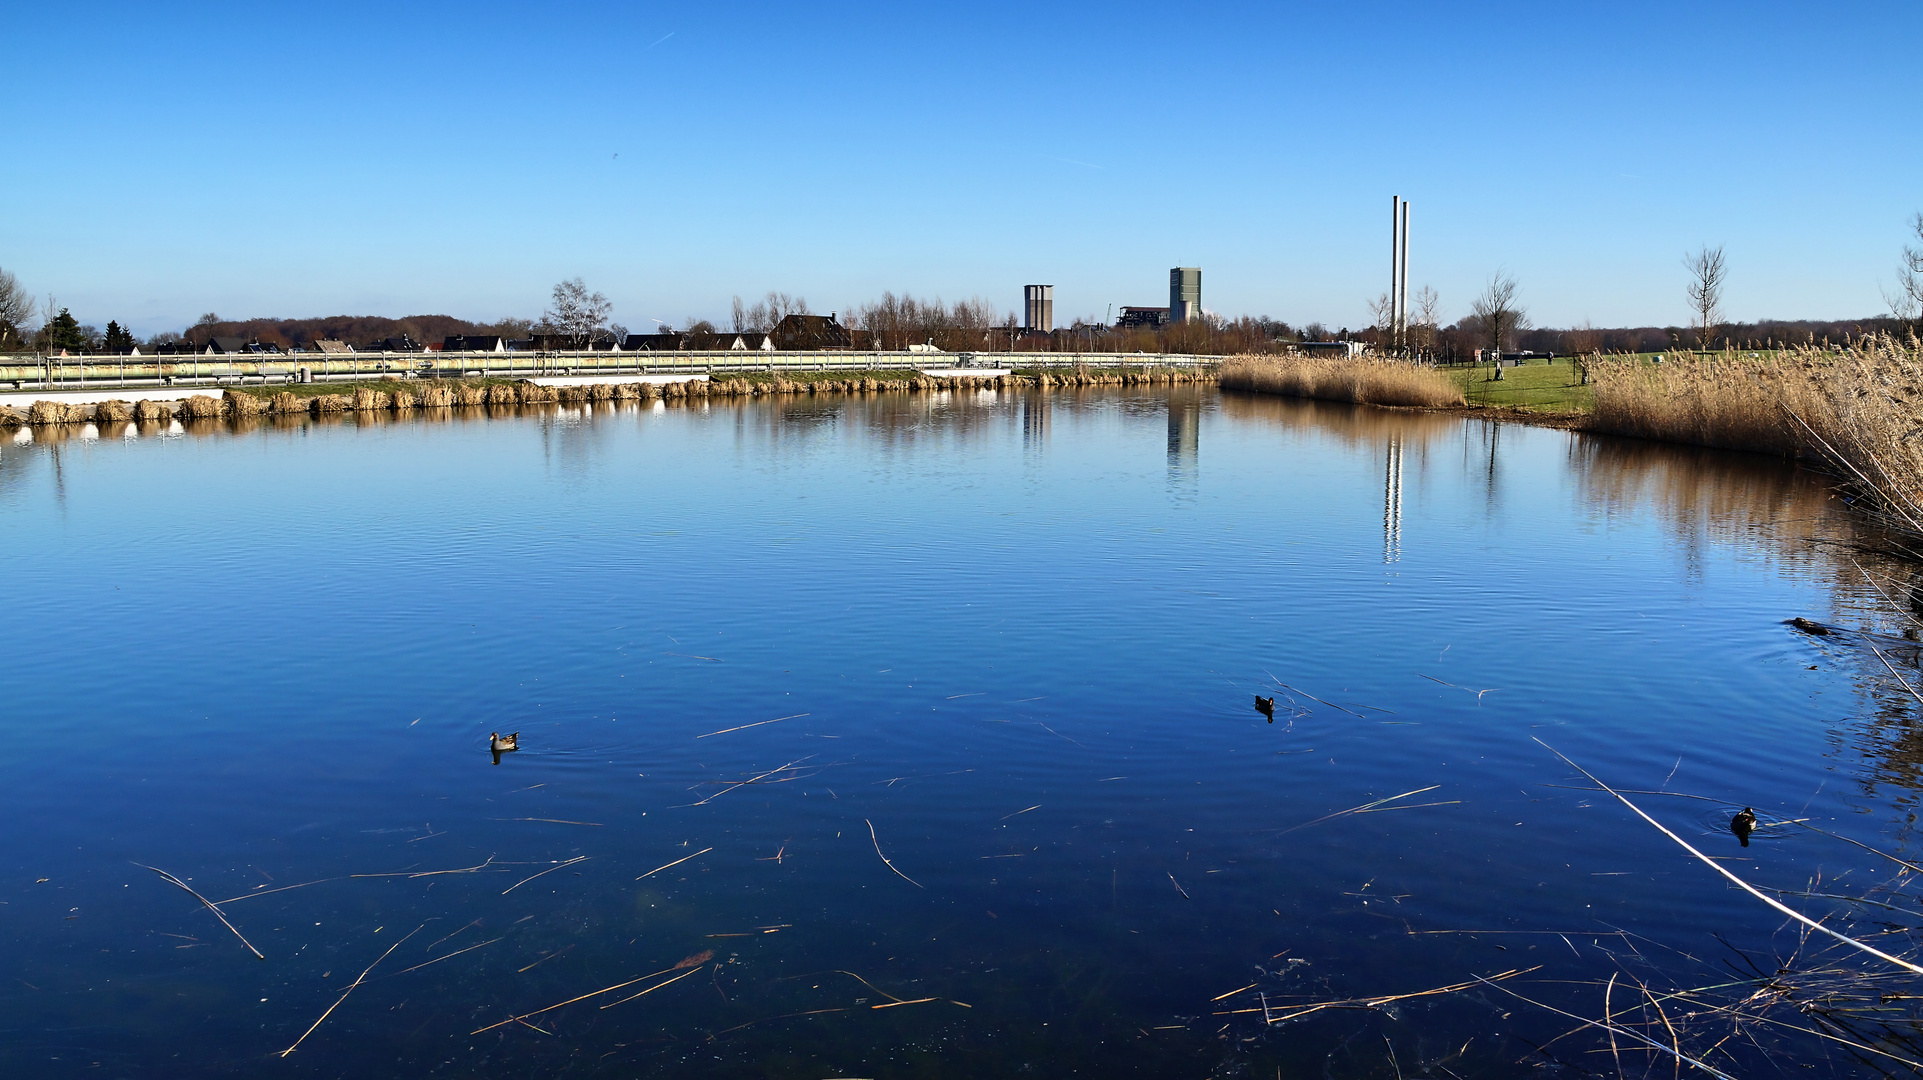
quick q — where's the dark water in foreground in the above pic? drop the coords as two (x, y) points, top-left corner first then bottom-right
(2, 388), (1919, 1078)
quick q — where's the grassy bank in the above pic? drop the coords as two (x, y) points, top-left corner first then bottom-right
(1445, 357), (1594, 413)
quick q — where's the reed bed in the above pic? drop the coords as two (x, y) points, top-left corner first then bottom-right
(1589, 336), (1923, 531)
(1217, 355), (1465, 408)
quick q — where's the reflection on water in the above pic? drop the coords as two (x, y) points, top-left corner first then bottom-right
(2, 387), (1920, 1078)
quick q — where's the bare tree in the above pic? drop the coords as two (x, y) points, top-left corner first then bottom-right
(0, 267), (33, 350)
(1366, 291), (1395, 350)
(731, 295), (747, 333)
(542, 278), (612, 347)
(1566, 319), (1602, 385)
(1469, 272), (1528, 364)
(1886, 213), (1923, 334)
(1684, 245), (1727, 351)
(1414, 286), (1441, 357)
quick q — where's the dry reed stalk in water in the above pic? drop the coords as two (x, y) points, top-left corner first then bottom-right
(1218, 966), (1539, 1022)
(866, 819), (923, 888)
(636, 847), (712, 880)
(280, 925), (420, 1057)
(137, 864), (265, 959)
(696, 713), (809, 739)
(472, 964), (680, 1033)
(597, 964), (704, 1009)
(1466, 973), (1736, 1080)
(501, 855), (589, 895)
(1535, 738), (1923, 975)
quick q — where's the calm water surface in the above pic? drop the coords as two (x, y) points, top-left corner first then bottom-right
(1, 387), (1917, 1077)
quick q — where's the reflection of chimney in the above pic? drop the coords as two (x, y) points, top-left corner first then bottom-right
(1383, 434), (1403, 563)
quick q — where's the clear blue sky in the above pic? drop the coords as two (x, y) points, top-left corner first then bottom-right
(11, 0), (1919, 336)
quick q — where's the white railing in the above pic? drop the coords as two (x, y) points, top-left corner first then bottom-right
(0, 350), (1218, 391)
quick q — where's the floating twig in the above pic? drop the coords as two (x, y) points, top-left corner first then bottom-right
(1168, 872), (1190, 899)
(866, 819), (923, 888)
(472, 964), (680, 1033)
(136, 864), (264, 960)
(1272, 680), (1371, 719)
(210, 877), (338, 906)
(697, 713), (809, 739)
(280, 925), (420, 1057)
(597, 964), (703, 1009)
(381, 936), (502, 979)
(1467, 972), (1735, 1080)
(1217, 966), (1539, 1022)
(1536, 737), (1923, 976)
(637, 847), (712, 880)
(501, 856), (589, 895)
(1276, 786), (1446, 836)
(491, 818), (605, 826)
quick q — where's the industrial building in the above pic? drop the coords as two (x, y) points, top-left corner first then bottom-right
(1023, 285), (1054, 333)
(1169, 267), (1201, 323)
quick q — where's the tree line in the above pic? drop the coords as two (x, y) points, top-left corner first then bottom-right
(8, 214), (1920, 358)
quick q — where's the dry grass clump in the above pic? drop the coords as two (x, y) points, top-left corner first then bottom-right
(310, 394), (347, 414)
(1218, 355), (1464, 408)
(134, 399), (169, 421)
(223, 390), (262, 419)
(454, 385), (486, 406)
(177, 394), (222, 419)
(351, 388), (389, 411)
(1590, 336), (1923, 528)
(93, 400), (131, 423)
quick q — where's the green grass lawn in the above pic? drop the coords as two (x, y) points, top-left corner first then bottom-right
(1444, 358), (1595, 413)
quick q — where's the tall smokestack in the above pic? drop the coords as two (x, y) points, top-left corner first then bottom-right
(1390, 196), (1401, 351)
(1398, 200), (1410, 351)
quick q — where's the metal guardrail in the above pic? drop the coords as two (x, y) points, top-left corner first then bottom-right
(0, 350), (1217, 392)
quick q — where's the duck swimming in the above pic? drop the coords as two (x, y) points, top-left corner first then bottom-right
(1254, 696), (1276, 722)
(1731, 807), (1757, 847)
(491, 732), (519, 752)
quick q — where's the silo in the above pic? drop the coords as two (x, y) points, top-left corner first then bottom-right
(1169, 267), (1201, 323)
(1023, 285), (1054, 332)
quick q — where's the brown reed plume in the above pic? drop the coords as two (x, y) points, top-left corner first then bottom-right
(1588, 335), (1923, 536)
(1217, 355), (1465, 409)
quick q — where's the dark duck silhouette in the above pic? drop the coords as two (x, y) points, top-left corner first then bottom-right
(1254, 696), (1276, 723)
(1730, 807), (1757, 847)
(490, 731), (519, 765)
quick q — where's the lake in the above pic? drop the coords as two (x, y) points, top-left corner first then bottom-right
(2, 386), (1918, 1077)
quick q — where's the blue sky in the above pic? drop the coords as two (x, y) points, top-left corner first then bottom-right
(11, 0), (1920, 336)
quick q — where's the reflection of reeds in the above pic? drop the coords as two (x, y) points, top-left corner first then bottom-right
(1219, 355), (1464, 408)
(1591, 337), (1923, 533)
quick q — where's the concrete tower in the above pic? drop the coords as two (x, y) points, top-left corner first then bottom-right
(1169, 267), (1201, 323)
(1023, 285), (1054, 332)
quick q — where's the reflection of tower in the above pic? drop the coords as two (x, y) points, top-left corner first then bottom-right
(1022, 392), (1049, 452)
(1167, 386), (1200, 474)
(1383, 434), (1403, 563)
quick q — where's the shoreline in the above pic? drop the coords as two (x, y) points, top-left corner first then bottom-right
(0, 368), (1216, 427)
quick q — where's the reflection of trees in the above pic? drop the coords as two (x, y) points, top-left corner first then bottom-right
(1573, 432), (1923, 811)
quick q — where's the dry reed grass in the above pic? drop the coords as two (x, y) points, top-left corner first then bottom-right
(133, 399), (169, 421)
(1218, 355), (1464, 408)
(1590, 336), (1923, 530)
(222, 390), (262, 419)
(176, 394), (222, 419)
(93, 399), (131, 423)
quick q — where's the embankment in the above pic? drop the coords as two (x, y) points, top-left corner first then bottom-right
(0, 368), (1214, 428)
